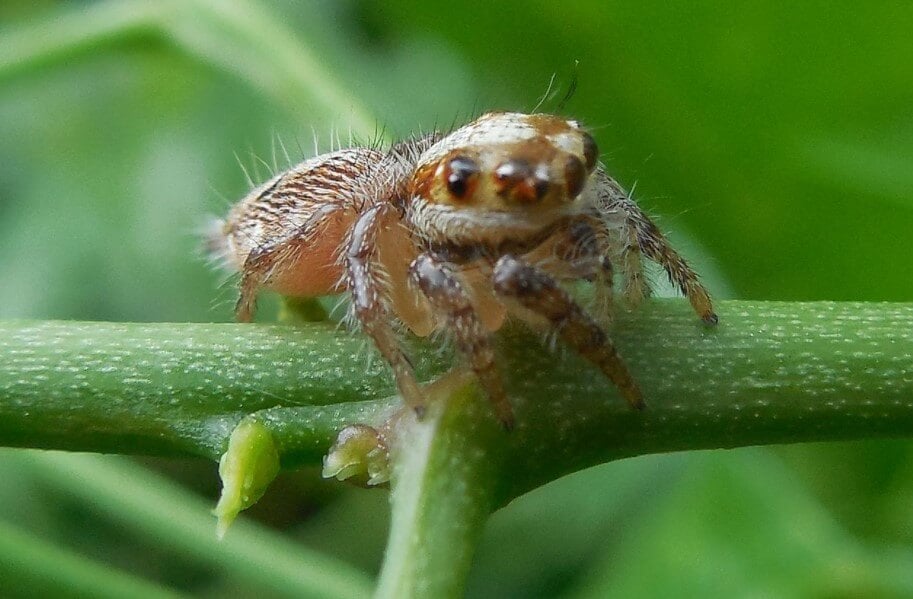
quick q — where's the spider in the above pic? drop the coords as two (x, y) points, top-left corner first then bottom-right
(209, 112), (717, 429)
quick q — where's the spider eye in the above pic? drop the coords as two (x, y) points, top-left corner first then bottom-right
(494, 158), (531, 183)
(581, 132), (599, 172)
(564, 155), (587, 198)
(444, 155), (480, 200)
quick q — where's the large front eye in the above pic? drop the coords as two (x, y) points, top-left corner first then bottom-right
(444, 155), (480, 200)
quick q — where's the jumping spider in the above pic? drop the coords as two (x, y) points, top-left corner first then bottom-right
(209, 112), (717, 429)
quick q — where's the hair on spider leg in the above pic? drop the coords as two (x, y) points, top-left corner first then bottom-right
(291, 135), (307, 163)
(326, 122), (336, 153)
(195, 216), (233, 267)
(205, 180), (242, 211)
(542, 327), (563, 354)
(246, 146), (264, 182)
(310, 126), (321, 156)
(354, 332), (418, 380)
(360, 339), (378, 376)
(206, 293), (232, 314)
(213, 264), (242, 291)
(371, 121), (388, 151)
(421, 326), (461, 367)
(331, 298), (362, 336)
(334, 125), (344, 154)
(323, 119), (352, 153)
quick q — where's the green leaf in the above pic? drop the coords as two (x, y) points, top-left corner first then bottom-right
(11, 451), (373, 599)
(0, 517), (184, 599)
(572, 451), (913, 598)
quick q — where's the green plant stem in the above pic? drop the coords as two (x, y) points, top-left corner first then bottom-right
(376, 380), (505, 599)
(3, 300), (913, 597)
(3, 301), (912, 481)
(0, 319), (402, 459)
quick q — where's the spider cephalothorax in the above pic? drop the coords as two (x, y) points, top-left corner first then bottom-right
(210, 111), (716, 428)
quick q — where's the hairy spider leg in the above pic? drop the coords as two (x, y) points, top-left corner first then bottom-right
(233, 204), (345, 322)
(410, 253), (514, 429)
(346, 204), (426, 415)
(235, 246), (277, 322)
(492, 255), (644, 410)
(569, 214), (618, 325)
(529, 214), (619, 326)
(593, 169), (718, 324)
(592, 253), (616, 325)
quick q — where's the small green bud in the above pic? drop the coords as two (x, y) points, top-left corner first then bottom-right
(213, 418), (280, 539)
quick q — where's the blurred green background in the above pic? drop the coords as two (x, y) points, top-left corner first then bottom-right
(2, 1), (913, 596)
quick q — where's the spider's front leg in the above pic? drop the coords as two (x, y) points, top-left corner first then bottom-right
(346, 203), (426, 416)
(593, 169), (718, 324)
(410, 254), (514, 429)
(492, 255), (644, 411)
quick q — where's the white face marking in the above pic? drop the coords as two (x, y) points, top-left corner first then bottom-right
(417, 112), (538, 167)
(410, 111), (597, 216)
(547, 131), (582, 155)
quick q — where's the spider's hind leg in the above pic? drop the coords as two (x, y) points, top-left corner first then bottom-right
(234, 243), (299, 322)
(231, 203), (347, 323)
(235, 263), (263, 323)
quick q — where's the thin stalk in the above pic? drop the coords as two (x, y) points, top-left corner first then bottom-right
(375, 381), (505, 599)
(1, 300), (911, 494)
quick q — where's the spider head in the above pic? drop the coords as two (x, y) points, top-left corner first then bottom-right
(411, 112), (598, 212)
